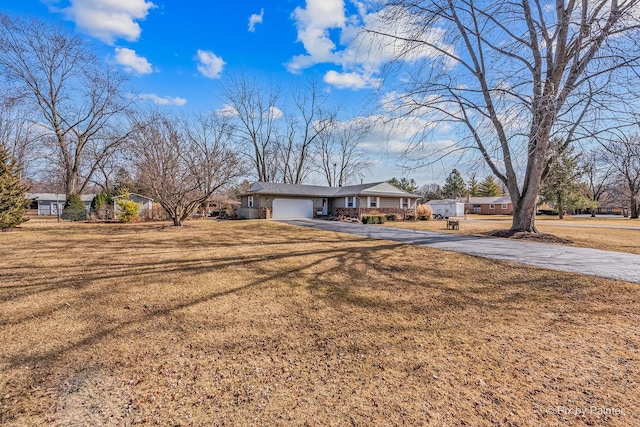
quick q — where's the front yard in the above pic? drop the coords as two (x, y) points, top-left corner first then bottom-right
(1, 219), (638, 425)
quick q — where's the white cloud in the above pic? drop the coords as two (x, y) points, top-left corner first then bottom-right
(58, 0), (155, 44)
(248, 8), (264, 32)
(286, 0), (347, 73)
(268, 106), (283, 120)
(196, 50), (226, 79)
(287, 2), (455, 86)
(323, 70), (381, 89)
(215, 104), (239, 117)
(140, 94), (187, 106)
(114, 47), (152, 75)
(215, 104), (282, 120)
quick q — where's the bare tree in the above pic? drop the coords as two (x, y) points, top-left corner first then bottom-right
(221, 74), (281, 182)
(602, 134), (640, 218)
(0, 95), (39, 178)
(318, 119), (372, 187)
(582, 150), (614, 217)
(130, 113), (244, 226)
(371, 0), (640, 232)
(0, 13), (136, 198)
(279, 80), (335, 184)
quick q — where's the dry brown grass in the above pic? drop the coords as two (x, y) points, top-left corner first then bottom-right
(386, 215), (640, 254)
(1, 218), (639, 426)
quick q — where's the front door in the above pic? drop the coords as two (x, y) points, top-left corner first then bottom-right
(322, 198), (328, 215)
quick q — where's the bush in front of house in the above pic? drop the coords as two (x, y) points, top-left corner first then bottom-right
(61, 194), (87, 221)
(385, 214), (397, 221)
(405, 214), (416, 221)
(416, 204), (433, 220)
(362, 214), (385, 224)
(116, 199), (142, 222)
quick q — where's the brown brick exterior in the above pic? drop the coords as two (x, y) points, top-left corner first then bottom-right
(335, 207), (416, 219)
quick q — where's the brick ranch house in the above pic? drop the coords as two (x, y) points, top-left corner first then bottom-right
(465, 196), (513, 215)
(239, 182), (419, 219)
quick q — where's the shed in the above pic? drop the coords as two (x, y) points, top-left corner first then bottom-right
(428, 200), (465, 218)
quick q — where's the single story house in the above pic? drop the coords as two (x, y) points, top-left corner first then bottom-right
(28, 193), (94, 216)
(239, 181), (419, 219)
(466, 196), (513, 215)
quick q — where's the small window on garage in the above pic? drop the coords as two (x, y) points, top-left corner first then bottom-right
(248, 195), (254, 208)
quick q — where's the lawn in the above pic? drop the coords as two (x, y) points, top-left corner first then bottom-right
(386, 215), (640, 254)
(1, 218), (638, 426)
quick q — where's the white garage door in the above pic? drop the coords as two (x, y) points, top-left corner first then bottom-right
(272, 198), (313, 219)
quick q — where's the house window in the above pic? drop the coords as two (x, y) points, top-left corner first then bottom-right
(489, 204), (495, 209)
(248, 195), (254, 208)
(607, 206), (612, 212)
(400, 198), (410, 208)
(501, 204), (508, 210)
(473, 204), (481, 213)
(367, 196), (379, 208)
(345, 196), (355, 208)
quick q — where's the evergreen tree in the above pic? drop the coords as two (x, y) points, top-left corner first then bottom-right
(0, 145), (30, 230)
(61, 194), (87, 221)
(539, 145), (596, 219)
(467, 174), (480, 196)
(388, 177), (418, 193)
(442, 169), (467, 199)
(479, 175), (502, 196)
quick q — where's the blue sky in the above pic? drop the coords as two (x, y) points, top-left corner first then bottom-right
(1, 0), (465, 185)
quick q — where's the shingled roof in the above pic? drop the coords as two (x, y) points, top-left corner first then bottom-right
(246, 182), (418, 198)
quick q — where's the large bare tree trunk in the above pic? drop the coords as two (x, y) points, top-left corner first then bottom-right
(511, 188), (539, 233)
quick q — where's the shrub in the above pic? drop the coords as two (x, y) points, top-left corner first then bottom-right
(405, 214), (416, 221)
(385, 214), (397, 221)
(362, 214), (385, 224)
(416, 204), (433, 220)
(61, 194), (87, 221)
(116, 198), (142, 222)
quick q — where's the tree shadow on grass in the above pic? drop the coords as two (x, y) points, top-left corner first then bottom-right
(1, 220), (636, 426)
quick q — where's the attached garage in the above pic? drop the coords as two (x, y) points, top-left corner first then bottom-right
(272, 198), (313, 219)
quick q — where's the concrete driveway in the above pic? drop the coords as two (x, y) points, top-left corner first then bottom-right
(281, 219), (640, 284)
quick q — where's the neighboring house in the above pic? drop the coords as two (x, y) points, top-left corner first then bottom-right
(594, 204), (627, 216)
(466, 196), (513, 215)
(28, 193), (94, 216)
(577, 203), (627, 216)
(113, 193), (153, 220)
(239, 181), (419, 219)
